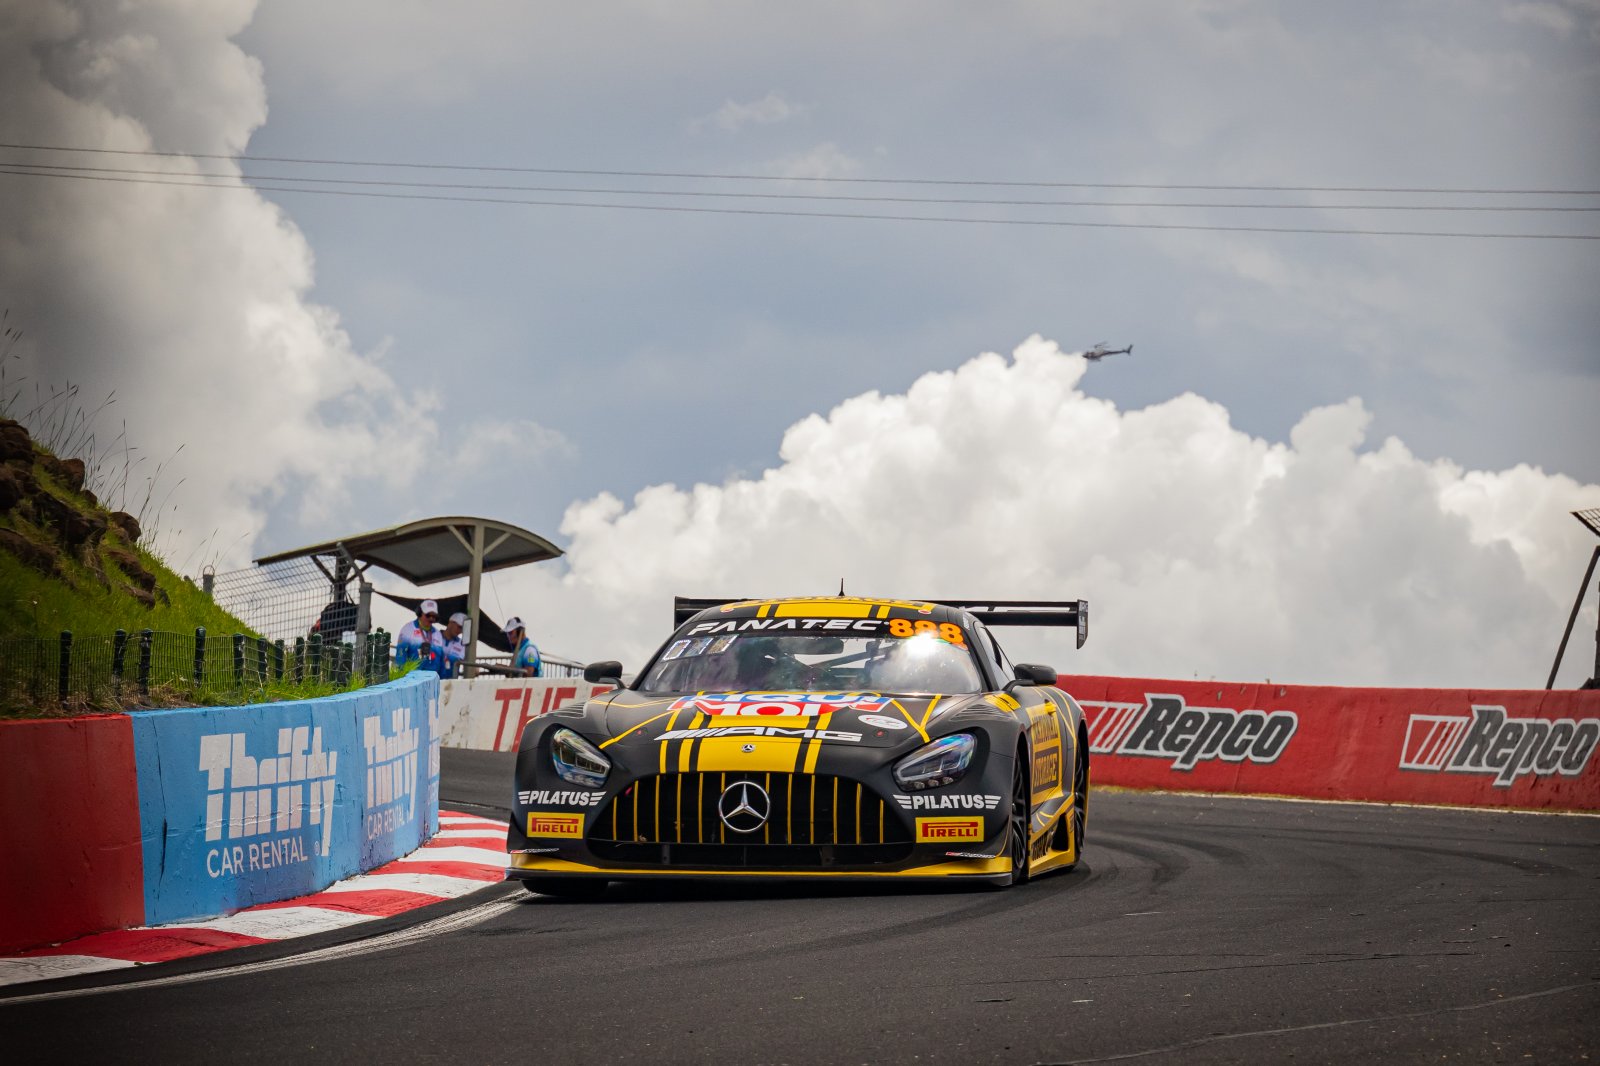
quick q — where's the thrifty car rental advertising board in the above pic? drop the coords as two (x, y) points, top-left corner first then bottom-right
(1065, 674), (1600, 811)
(129, 671), (442, 925)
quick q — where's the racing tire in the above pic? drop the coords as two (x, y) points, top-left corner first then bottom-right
(520, 878), (609, 901)
(1007, 753), (1031, 887)
(1056, 733), (1089, 868)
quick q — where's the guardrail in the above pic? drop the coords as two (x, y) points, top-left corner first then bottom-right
(1069, 674), (1600, 811)
(0, 670), (441, 953)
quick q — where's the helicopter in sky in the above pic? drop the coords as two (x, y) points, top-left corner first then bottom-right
(1083, 343), (1133, 362)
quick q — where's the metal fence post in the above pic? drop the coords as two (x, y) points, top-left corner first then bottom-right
(294, 636), (305, 683)
(202, 566), (214, 599)
(58, 631), (72, 704)
(274, 640), (285, 681)
(309, 633), (322, 681)
(112, 629), (128, 687)
(233, 633), (245, 685)
(356, 579), (372, 639)
(256, 636), (268, 684)
(138, 629), (153, 697)
(193, 627), (206, 685)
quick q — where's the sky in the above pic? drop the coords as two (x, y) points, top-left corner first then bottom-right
(1, 1), (1597, 687)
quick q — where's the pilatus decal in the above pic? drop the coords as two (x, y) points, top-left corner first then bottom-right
(894, 793), (1003, 810)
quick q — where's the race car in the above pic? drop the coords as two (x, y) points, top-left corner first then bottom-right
(506, 595), (1090, 896)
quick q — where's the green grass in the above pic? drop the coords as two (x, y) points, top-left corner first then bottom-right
(0, 443), (395, 718)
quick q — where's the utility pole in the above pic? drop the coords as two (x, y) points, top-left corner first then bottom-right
(1547, 508), (1600, 689)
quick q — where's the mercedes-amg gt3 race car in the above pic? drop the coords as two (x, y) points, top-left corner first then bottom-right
(506, 596), (1090, 896)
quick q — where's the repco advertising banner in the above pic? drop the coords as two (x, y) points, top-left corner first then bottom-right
(128, 671), (442, 925)
(1061, 674), (1600, 812)
(438, 677), (615, 751)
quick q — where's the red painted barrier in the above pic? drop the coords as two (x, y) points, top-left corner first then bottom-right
(0, 716), (145, 952)
(1059, 675), (1600, 812)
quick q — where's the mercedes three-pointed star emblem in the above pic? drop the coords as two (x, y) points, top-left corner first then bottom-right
(717, 780), (772, 834)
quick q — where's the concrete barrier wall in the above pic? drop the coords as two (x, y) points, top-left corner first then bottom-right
(0, 671), (441, 952)
(0, 715), (145, 954)
(438, 676), (613, 751)
(1064, 674), (1600, 811)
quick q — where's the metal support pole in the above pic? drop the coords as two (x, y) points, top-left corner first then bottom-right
(193, 627), (206, 685)
(112, 629), (127, 684)
(233, 633), (246, 685)
(274, 640), (285, 681)
(58, 631), (71, 705)
(202, 567), (214, 599)
(465, 522), (485, 673)
(138, 629), (153, 697)
(1547, 545), (1600, 689)
(294, 636), (305, 684)
(356, 579), (372, 638)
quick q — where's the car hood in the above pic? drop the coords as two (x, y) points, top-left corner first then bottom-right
(591, 688), (999, 751)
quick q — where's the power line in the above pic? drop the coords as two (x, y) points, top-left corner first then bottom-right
(3, 166), (1594, 241)
(4, 160), (1597, 213)
(2, 141), (1597, 197)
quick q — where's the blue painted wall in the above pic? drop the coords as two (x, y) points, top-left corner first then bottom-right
(129, 671), (441, 925)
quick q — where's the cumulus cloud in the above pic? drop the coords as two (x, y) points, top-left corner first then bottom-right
(691, 91), (807, 134)
(499, 337), (1597, 689)
(0, 0), (445, 566)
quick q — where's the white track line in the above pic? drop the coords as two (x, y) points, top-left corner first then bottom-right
(433, 828), (505, 839)
(164, 907), (378, 940)
(0, 895), (523, 1005)
(400, 845), (508, 866)
(320, 872), (492, 897)
(0, 956), (135, 988)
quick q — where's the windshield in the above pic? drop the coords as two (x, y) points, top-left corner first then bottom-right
(638, 628), (985, 695)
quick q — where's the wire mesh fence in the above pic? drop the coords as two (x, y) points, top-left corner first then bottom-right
(209, 557), (361, 644)
(0, 627), (395, 715)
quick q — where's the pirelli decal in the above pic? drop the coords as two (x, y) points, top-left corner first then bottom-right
(527, 812), (585, 838)
(916, 816), (985, 843)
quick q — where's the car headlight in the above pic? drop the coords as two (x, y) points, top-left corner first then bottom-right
(550, 727), (610, 788)
(893, 733), (976, 791)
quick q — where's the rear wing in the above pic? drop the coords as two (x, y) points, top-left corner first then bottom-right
(671, 596), (1089, 649)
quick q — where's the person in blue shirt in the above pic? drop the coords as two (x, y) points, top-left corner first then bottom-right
(396, 599), (443, 669)
(438, 612), (468, 679)
(503, 615), (542, 677)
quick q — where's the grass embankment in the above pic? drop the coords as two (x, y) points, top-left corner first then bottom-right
(0, 423), (386, 718)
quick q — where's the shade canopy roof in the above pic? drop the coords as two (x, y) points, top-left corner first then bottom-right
(255, 516), (563, 586)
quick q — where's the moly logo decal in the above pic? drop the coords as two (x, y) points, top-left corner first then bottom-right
(668, 693), (890, 717)
(197, 726), (338, 879)
(1400, 706), (1600, 787)
(1085, 694), (1298, 771)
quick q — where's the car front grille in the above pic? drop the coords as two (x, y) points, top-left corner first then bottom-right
(589, 771), (913, 867)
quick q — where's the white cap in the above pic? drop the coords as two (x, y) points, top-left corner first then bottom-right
(420, 599), (439, 616)
(503, 615), (524, 633)
(448, 612), (469, 627)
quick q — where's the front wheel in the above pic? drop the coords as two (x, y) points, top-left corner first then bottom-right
(520, 878), (608, 901)
(1007, 756), (1031, 887)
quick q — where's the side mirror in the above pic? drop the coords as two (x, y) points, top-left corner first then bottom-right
(1005, 663), (1058, 692)
(583, 660), (625, 684)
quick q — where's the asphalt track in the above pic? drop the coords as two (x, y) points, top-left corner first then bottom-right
(6, 749), (1598, 1065)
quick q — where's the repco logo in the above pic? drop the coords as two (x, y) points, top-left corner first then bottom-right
(1401, 706), (1600, 787)
(1088, 695), (1297, 771)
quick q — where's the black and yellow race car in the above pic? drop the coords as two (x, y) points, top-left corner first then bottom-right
(506, 595), (1090, 896)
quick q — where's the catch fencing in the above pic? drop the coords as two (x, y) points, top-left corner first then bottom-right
(208, 557), (363, 644)
(1, 627), (393, 714)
